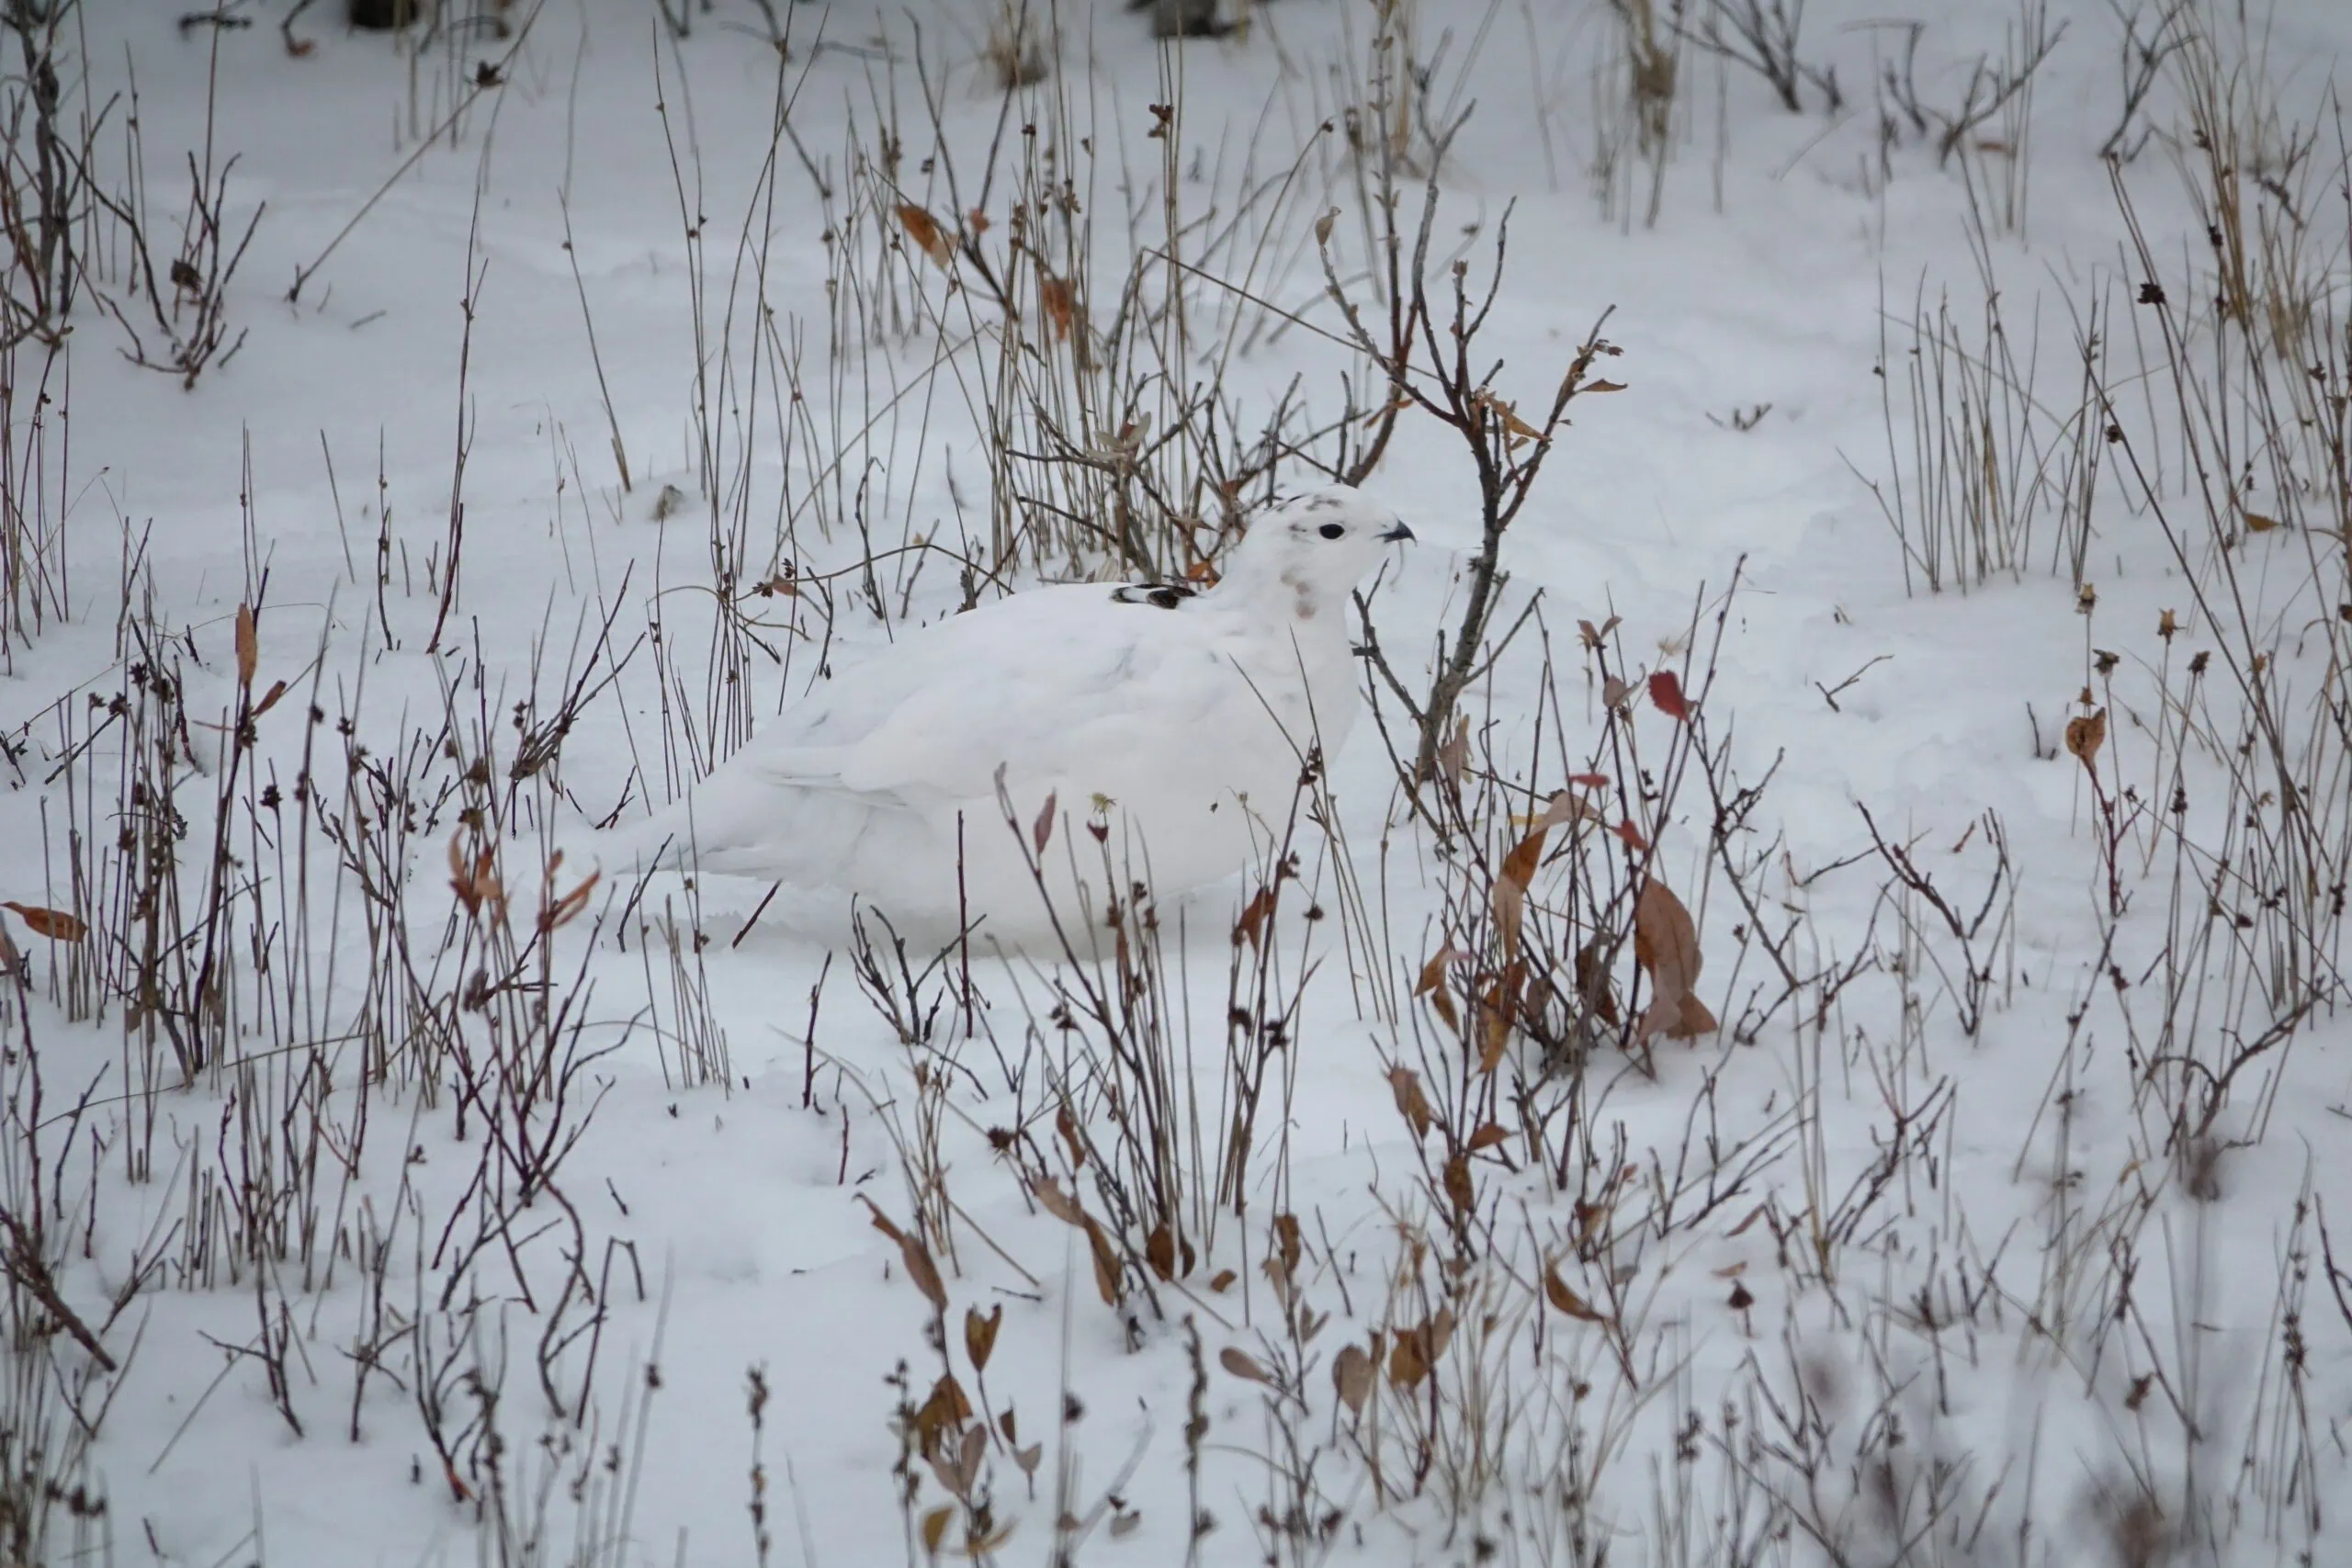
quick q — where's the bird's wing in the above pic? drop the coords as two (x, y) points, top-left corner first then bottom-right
(731, 583), (1235, 808)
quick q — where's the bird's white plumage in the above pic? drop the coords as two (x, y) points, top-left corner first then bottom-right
(606, 488), (1412, 946)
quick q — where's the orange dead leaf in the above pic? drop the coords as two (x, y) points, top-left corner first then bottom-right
(2, 902), (86, 942)
(234, 603), (257, 690)
(1039, 274), (1077, 341)
(893, 202), (954, 266)
(1646, 670), (1689, 720)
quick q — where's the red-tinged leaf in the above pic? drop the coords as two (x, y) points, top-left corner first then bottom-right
(1570, 773), (1611, 790)
(1647, 670), (1689, 720)
(1613, 819), (1648, 852)
(1032, 791), (1057, 855)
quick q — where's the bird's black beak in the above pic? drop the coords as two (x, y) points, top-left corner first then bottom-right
(1380, 520), (1416, 543)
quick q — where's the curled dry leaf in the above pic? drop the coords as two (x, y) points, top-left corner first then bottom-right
(1234, 884), (1278, 952)
(2064, 707), (2107, 772)
(1414, 947), (1460, 1033)
(893, 202), (955, 266)
(3, 902), (88, 942)
(1543, 1261), (1610, 1323)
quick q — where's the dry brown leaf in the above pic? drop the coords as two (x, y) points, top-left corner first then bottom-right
(1080, 1214), (1123, 1306)
(1632, 879), (1707, 1044)
(860, 1197), (948, 1313)
(1234, 885), (1278, 952)
(1467, 1122), (1512, 1153)
(1442, 1153), (1476, 1214)
(1601, 675), (1632, 711)
(922, 1506), (956, 1554)
(2064, 708), (2107, 771)
(1039, 274), (1077, 341)
(1543, 1261), (1610, 1323)
(1219, 1347), (1274, 1385)
(234, 603), (257, 690)
(893, 202), (955, 265)
(1435, 714), (1470, 793)
(2244, 511), (2280, 534)
(1033, 1176), (1084, 1226)
(1387, 1066), (1434, 1140)
(1272, 1213), (1303, 1276)
(1032, 791), (1057, 855)
(965, 1304), (1001, 1373)
(3, 902), (87, 942)
(251, 679), (289, 719)
(1331, 1344), (1373, 1416)
(1574, 937), (1622, 1026)
(912, 1374), (972, 1448)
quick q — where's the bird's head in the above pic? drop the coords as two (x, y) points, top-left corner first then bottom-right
(1219, 488), (1414, 623)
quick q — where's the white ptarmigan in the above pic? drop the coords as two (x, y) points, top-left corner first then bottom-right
(606, 488), (1413, 946)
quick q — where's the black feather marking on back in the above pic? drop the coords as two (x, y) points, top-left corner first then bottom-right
(1111, 582), (1197, 610)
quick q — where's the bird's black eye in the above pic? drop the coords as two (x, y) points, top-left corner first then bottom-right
(1317, 522), (1346, 540)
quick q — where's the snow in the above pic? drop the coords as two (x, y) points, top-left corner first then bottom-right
(2, 0), (2348, 1564)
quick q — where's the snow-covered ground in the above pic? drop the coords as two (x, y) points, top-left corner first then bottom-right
(3, 1), (2349, 1563)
